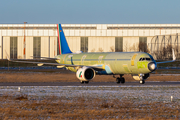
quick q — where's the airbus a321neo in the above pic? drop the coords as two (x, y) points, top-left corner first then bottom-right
(7, 24), (176, 84)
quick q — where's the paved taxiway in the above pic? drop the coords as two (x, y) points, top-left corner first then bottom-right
(0, 82), (180, 86)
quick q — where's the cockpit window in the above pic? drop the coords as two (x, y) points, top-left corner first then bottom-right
(139, 57), (151, 61)
(146, 58), (151, 61)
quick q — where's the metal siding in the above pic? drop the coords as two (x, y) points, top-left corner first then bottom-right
(44, 30), (49, 36)
(2, 30), (6, 36)
(49, 30), (54, 36)
(26, 37), (33, 59)
(144, 30), (149, 36)
(50, 36), (56, 58)
(33, 30), (38, 36)
(117, 30), (123, 36)
(27, 30), (33, 36)
(17, 37), (23, 59)
(39, 30), (44, 36)
(75, 30), (80, 36)
(150, 30), (155, 36)
(17, 30), (23, 36)
(176, 30), (180, 33)
(80, 30), (85, 36)
(69, 30), (74, 36)
(91, 30), (96, 36)
(12, 30), (17, 36)
(123, 30), (127, 36)
(154, 30), (160, 35)
(97, 30), (101, 36)
(85, 30), (91, 36)
(112, 30), (117, 36)
(133, 30), (139, 36)
(41, 37), (49, 58)
(101, 30), (106, 36)
(7, 30), (11, 36)
(107, 30), (111, 36)
(102, 25), (107, 29)
(88, 37), (94, 52)
(3, 37), (10, 59)
(139, 30), (144, 36)
(171, 30), (176, 34)
(128, 30), (134, 36)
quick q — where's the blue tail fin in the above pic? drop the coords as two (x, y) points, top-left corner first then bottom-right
(57, 24), (72, 55)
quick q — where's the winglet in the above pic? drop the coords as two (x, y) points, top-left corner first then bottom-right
(172, 49), (176, 61)
(156, 48), (176, 64)
(5, 50), (10, 61)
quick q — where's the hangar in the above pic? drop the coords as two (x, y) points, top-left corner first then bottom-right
(0, 24), (180, 60)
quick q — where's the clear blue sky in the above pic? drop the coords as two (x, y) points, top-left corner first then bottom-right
(0, 0), (180, 24)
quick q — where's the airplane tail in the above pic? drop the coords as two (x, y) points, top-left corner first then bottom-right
(57, 24), (72, 55)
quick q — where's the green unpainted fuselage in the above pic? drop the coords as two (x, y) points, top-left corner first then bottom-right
(55, 52), (156, 75)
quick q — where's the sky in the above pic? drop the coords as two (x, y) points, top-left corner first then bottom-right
(0, 0), (180, 24)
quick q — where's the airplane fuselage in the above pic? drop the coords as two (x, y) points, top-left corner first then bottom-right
(55, 52), (157, 75)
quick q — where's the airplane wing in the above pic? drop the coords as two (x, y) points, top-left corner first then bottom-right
(156, 49), (176, 64)
(8, 60), (104, 71)
(6, 52), (104, 71)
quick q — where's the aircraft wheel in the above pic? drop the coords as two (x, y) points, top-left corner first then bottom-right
(121, 77), (125, 84)
(81, 81), (85, 84)
(116, 77), (121, 84)
(85, 81), (89, 84)
(140, 80), (145, 84)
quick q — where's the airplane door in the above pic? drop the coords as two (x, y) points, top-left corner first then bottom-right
(98, 56), (103, 64)
(131, 54), (137, 66)
(81, 55), (86, 65)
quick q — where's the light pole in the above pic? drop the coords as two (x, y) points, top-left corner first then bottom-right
(23, 22), (27, 59)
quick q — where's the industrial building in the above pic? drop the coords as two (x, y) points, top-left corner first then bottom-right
(0, 24), (180, 60)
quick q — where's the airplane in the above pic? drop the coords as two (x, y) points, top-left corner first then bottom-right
(7, 24), (176, 84)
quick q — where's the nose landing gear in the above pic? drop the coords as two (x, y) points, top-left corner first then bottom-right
(139, 74), (145, 84)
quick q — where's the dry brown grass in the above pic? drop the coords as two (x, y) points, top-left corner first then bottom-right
(0, 94), (179, 119)
(0, 69), (180, 83)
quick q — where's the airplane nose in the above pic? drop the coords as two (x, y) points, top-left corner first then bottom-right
(148, 62), (157, 72)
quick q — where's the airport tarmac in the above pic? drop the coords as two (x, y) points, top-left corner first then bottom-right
(0, 81), (180, 86)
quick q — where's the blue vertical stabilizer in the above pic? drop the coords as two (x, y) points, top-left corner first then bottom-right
(57, 24), (72, 55)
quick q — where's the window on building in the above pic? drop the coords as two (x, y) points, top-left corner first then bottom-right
(115, 37), (123, 52)
(81, 37), (88, 52)
(10, 37), (17, 59)
(33, 37), (41, 58)
(139, 37), (147, 52)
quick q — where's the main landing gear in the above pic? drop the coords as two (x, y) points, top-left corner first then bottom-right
(80, 81), (89, 84)
(114, 74), (125, 84)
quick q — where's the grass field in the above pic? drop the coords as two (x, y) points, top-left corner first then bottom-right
(0, 86), (180, 119)
(0, 68), (179, 119)
(0, 69), (180, 83)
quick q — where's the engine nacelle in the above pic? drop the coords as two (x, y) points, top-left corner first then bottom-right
(76, 67), (96, 81)
(132, 73), (150, 81)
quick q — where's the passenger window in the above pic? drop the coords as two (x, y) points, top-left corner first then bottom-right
(142, 58), (145, 61)
(139, 58), (142, 61)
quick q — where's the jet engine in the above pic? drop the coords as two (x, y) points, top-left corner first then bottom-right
(76, 67), (96, 81)
(132, 73), (150, 81)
